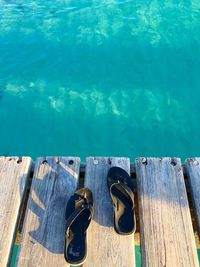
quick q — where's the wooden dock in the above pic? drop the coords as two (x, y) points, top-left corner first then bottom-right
(0, 156), (199, 267)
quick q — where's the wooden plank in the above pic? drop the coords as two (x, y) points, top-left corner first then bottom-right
(0, 156), (32, 267)
(16, 157), (80, 267)
(84, 157), (135, 267)
(135, 157), (198, 267)
(80, 162), (136, 175)
(185, 158), (200, 236)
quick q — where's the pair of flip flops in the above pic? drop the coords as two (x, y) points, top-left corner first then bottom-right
(64, 167), (135, 266)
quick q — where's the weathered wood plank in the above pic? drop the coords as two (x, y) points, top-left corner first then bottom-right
(135, 157), (198, 267)
(185, 158), (200, 236)
(84, 157), (135, 267)
(0, 156), (32, 267)
(80, 162), (136, 175)
(16, 157), (80, 267)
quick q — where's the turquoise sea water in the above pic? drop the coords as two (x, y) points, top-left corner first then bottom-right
(0, 0), (200, 160)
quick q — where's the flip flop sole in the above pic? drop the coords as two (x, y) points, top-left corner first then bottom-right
(107, 167), (135, 235)
(64, 188), (93, 265)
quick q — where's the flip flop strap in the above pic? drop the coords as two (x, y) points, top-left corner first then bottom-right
(110, 182), (134, 204)
(65, 204), (91, 236)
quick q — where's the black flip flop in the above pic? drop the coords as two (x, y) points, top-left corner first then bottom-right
(107, 166), (135, 235)
(64, 188), (93, 266)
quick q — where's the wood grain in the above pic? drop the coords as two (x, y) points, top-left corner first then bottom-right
(16, 157), (80, 267)
(0, 156), (32, 267)
(135, 157), (198, 267)
(185, 158), (200, 236)
(84, 157), (135, 267)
